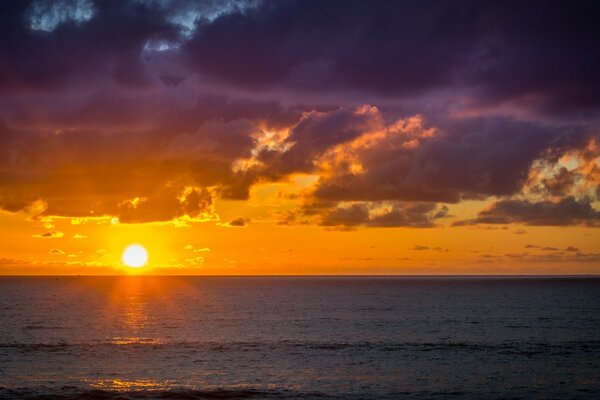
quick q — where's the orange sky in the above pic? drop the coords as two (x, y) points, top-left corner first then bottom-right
(1, 189), (598, 275)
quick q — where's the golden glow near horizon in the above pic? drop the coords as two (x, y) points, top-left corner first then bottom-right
(121, 245), (148, 268)
(0, 195), (598, 275)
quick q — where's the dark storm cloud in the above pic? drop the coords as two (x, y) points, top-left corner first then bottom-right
(0, 0), (597, 115)
(0, 0), (180, 91)
(184, 0), (600, 116)
(454, 197), (600, 227)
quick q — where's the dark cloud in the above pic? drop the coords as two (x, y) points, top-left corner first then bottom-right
(526, 244), (580, 252)
(1, 1), (597, 116)
(319, 203), (369, 228)
(118, 187), (216, 224)
(0, 0), (179, 92)
(257, 106), (382, 177)
(33, 231), (64, 238)
(455, 197), (600, 227)
(0, 120), (252, 222)
(540, 167), (576, 197)
(316, 202), (448, 228)
(310, 113), (593, 203)
(222, 217), (249, 227)
(183, 0), (600, 116)
(503, 251), (600, 263)
(228, 217), (248, 227)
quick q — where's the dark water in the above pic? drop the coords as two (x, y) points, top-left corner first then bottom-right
(0, 276), (599, 399)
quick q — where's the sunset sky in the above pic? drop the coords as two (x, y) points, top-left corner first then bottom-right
(0, 0), (598, 275)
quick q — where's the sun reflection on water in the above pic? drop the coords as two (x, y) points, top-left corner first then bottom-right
(100, 277), (186, 346)
(90, 378), (171, 391)
(110, 337), (165, 345)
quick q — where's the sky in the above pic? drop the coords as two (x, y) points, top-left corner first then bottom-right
(0, 0), (598, 275)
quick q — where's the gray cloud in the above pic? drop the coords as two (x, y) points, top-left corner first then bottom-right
(455, 197), (600, 227)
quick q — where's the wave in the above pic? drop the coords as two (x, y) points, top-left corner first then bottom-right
(0, 340), (598, 357)
(4, 386), (596, 400)
(0, 387), (332, 400)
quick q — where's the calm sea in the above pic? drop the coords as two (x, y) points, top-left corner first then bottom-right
(0, 276), (599, 399)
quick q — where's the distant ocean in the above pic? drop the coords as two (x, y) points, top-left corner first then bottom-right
(0, 276), (599, 399)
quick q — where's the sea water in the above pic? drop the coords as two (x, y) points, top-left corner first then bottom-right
(0, 276), (599, 399)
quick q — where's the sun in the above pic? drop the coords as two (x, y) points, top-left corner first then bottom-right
(121, 244), (148, 268)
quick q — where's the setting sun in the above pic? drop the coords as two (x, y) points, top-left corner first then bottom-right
(121, 244), (148, 268)
(0, 2), (598, 399)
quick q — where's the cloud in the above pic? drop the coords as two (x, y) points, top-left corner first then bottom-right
(310, 114), (592, 203)
(503, 251), (600, 263)
(185, 256), (205, 265)
(0, 1), (181, 92)
(27, 0), (95, 32)
(0, 257), (30, 266)
(526, 244), (580, 252)
(317, 203), (368, 227)
(118, 186), (217, 224)
(0, 1), (598, 230)
(0, 119), (253, 222)
(540, 167), (577, 197)
(33, 231), (64, 238)
(252, 107), (595, 215)
(412, 245), (429, 251)
(1, 1), (597, 115)
(220, 217), (250, 227)
(313, 202), (448, 229)
(182, 1), (600, 116)
(432, 247), (449, 252)
(0, 102), (595, 226)
(257, 105), (383, 176)
(454, 197), (600, 227)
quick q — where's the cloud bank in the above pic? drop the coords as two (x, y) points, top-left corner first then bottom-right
(0, 0), (598, 227)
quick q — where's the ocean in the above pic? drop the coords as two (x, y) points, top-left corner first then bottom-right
(0, 276), (598, 399)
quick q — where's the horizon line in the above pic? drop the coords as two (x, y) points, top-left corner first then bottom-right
(1, 274), (599, 278)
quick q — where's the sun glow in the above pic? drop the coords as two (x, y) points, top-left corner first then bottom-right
(121, 244), (148, 268)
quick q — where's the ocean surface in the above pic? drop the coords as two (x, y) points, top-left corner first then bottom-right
(0, 276), (599, 399)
